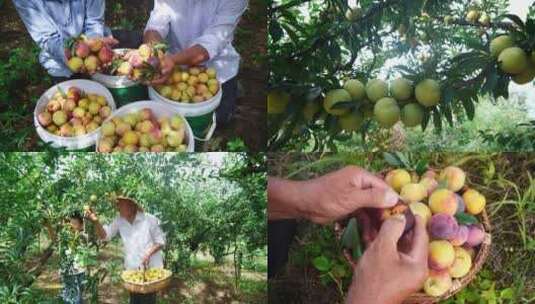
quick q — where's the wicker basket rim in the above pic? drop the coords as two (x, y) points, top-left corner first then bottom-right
(121, 269), (172, 286)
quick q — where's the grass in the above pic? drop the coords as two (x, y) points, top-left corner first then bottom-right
(268, 152), (535, 304)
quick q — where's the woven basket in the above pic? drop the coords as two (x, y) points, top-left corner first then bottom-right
(122, 269), (172, 294)
(334, 174), (492, 303)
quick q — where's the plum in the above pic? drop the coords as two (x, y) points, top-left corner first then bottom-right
(52, 111), (68, 126)
(147, 56), (160, 70)
(67, 87), (81, 102)
(450, 225), (469, 246)
(429, 214), (458, 240)
(87, 38), (103, 52)
(128, 52), (144, 68)
(117, 61), (133, 76)
(465, 224), (485, 247)
(38, 112), (52, 127)
(75, 42), (90, 58)
(98, 45), (113, 64)
(380, 203), (415, 233)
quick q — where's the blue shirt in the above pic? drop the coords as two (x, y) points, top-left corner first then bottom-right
(13, 0), (107, 77)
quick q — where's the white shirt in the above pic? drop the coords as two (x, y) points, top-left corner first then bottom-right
(144, 0), (248, 83)
(104, 212), (166, 270)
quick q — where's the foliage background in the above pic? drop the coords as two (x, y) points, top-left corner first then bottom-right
(0, 152), (267, 303)
(268, 152), (535, 304)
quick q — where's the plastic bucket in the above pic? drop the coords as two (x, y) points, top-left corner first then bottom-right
(91, 49), (147, 107)
(95, 100), (194, 152)
(34, 79), (117, 150)
(148, 83), (222, 141)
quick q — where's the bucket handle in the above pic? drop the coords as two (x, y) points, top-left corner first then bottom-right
(193, 112), (217, 142)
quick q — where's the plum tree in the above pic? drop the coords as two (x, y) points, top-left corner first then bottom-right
(268, 0), (535, 151)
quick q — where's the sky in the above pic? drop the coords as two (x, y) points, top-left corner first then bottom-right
(507, 0), (535, 117)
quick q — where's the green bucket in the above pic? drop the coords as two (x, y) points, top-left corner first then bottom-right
(91, 72), (147, 107)
(107, 84), (148, 107)
(186, 112), (216, 139)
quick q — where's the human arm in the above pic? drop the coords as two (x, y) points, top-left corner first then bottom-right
(268, 166), (399, 224)
(84, 209), (117, 241)
(83, 0), (105, 38)
(12, 0), (68, 64)
(346, 215), (429, 304)
(147, 0), (247, 84)
(142, 217), (166, 266)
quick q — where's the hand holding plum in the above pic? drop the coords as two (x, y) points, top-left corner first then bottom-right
(150, 54), (175, 85)
(346, 215), (429, 304)
(84, 208), (98, 222)
(268, 166), (399, 224)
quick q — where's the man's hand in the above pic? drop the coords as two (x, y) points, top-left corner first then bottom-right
(84, 208), (98, 222)
(150, 54), (175, 85)
(346, 215), (429, 304)
(268, 166), (399, 224)
(142, 253), (151, 268)
(101, 36), (119, 47)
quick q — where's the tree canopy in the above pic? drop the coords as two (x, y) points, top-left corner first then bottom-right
(0, 152), (266, 303)
(268, 0), (535, 151)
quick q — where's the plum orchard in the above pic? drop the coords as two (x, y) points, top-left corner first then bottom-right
(340, 166), (487, 298)
(0, 153), (266, 303)
(268, 0), (535, 151)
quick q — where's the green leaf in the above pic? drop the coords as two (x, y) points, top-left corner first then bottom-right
(501, 14), (525, 29)
(499, 287), (514, 299)
(383, 152), (404, 167)
(330, 101), (355, 110)
(341, 218), (362, 259)
(415, 160), (428, 175)
(455, 213), (479, 225)
(312, 255), (331, 272)
(269, 21), (283, 42)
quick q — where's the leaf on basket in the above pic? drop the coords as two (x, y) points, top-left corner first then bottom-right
(455, 213), (479, 225)
(341, 217), (362, 259)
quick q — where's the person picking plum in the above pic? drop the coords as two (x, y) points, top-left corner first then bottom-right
(142, 0), (248, 125)
(58, 212), (89, 304)
(85, 196), (165, 304)
(13, 0), (118, 83)
(268, 166), (429, 304)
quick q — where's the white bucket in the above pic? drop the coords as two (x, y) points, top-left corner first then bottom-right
(34, 79), (117, 150)
(95, 100), (195, 152)
(148, 84), (222, 116)
(148, 83), (222, 141)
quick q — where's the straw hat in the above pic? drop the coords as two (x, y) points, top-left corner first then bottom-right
(115, 196), (142, 210)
